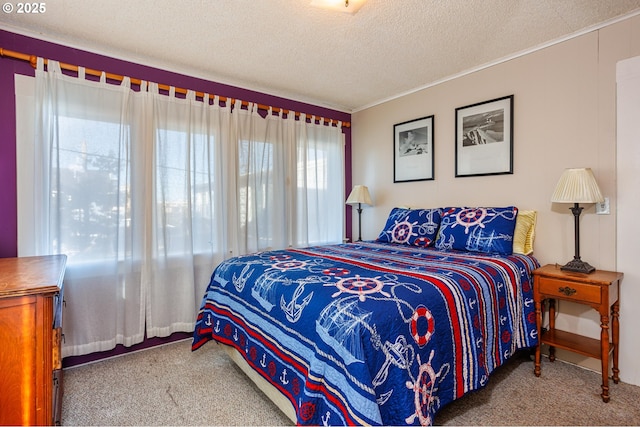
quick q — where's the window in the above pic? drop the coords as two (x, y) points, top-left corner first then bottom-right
(15, 68), (345, 357)
(53, 116), (131, 262)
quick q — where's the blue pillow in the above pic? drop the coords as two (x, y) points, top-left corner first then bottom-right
(377, 207), (442, 246)
(434, 206), (518, 255)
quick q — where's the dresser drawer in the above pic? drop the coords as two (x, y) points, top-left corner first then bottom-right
(537, 276), (600, 304)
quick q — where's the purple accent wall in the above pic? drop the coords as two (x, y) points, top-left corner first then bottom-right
(0, 29), (353, 257)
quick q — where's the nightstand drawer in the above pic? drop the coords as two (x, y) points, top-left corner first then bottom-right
(537, 276), (600, 304)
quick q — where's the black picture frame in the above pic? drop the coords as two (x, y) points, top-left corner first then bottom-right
(455, 95), (513, 177)
(393, 115), (434, 183)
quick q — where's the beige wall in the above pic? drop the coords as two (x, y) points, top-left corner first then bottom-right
(351, 15), (640, 383)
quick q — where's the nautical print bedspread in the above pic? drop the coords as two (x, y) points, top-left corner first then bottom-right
(192, 241), (539, 426)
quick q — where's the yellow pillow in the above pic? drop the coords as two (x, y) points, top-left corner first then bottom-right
(513, 210), (537, 255)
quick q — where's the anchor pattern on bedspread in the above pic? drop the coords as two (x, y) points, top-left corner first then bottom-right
(193, 242), (539, 426)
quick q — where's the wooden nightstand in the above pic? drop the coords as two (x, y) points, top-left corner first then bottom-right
(533, 264), (623, 402)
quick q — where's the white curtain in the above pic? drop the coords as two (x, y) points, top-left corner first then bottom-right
(231, 105), (344, 253)
(293, 113), (345, 246)
(34, 59), (148, 355)
(144, 85), (233, 338)
(30, 59), (344, 358)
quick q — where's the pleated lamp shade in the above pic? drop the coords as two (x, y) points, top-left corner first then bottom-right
(550, 168), (604, 204)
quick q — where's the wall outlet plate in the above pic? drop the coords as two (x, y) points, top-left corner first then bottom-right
(596, 197), (610, 215)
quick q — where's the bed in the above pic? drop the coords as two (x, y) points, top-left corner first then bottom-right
(192, 206), (539, 426)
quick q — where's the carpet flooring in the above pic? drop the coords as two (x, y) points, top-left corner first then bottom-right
(61, 339), (640, 426)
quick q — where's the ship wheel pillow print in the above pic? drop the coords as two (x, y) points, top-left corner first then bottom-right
(377, 207), (442, 246)
(435, 206), (518, 255)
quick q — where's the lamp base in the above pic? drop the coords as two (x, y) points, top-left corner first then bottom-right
(560, 258), (596, 274)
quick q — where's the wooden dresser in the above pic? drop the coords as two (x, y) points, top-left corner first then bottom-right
(0, 255), (67, 426)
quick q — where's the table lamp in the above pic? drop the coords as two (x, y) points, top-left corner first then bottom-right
(346, 185), (372, 241)
(550, 167), (604, 273)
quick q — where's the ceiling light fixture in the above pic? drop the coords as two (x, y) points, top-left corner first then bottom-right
(310, 0), (367, 14)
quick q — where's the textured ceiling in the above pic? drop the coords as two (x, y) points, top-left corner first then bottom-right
(2, 0), (640, 112)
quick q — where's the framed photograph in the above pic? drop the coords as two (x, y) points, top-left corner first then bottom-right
(455, 95), (513, 177)
(393, 115), (434, 183)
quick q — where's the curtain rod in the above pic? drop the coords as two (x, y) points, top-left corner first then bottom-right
(0, 47), (350, 128)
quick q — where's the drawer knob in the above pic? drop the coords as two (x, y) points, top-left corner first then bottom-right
(559, 286), (577, 296)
